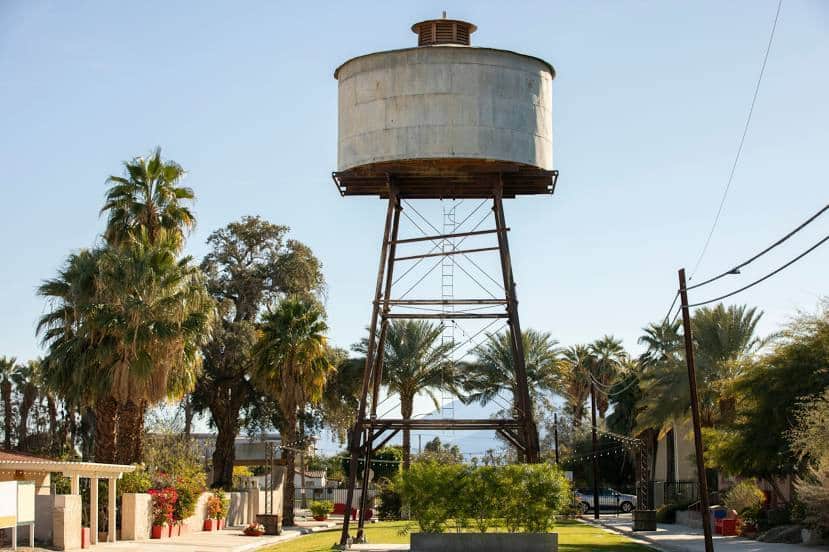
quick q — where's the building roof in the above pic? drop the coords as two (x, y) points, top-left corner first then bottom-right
(0, 449), (135, 477)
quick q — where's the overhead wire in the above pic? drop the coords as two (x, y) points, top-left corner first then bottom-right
(689, 0), (783, 278)
(688, 202), (829, 291)
(687, 234), (829, 308)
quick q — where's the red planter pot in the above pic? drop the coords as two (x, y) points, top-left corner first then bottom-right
(203, 519), (218, 531)
(151, 525), (167, 539)
(80, 527), (91, 548)
(219, 519), (225, 530)
(313, 515), (328, 522)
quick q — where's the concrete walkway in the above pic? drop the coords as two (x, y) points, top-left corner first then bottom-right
(591, 516), (829, 552)
(84, 523), (337, 552)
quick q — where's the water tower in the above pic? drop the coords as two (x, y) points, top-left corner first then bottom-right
(334, 16), (557, 544)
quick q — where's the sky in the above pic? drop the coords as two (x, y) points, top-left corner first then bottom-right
(1, 2), (828, 449)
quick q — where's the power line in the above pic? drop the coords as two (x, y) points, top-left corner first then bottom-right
(690, 0), (783, 278)
(688, 234), (829, 308)
(689, 202), (829, 291)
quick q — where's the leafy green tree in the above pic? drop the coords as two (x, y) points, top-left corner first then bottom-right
(790, 388), (829, 531)
(703, 305), (828, 501)
(101, 147), (194, 251)
(254, 298), (335, 526)
(192, 216), (322, 488)
(355, 320), (456, 470)
(341, 446), (403, 483)
(420, 437), (463, 464)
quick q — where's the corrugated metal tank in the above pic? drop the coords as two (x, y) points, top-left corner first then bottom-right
(334, 19), (555, 174)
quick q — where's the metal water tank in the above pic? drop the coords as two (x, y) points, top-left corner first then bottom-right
(334, 17), (555, 179)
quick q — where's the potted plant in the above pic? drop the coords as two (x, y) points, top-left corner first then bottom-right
(243, 523), (266, 536)
(173, 472), (204, 535)
(149, 487), (178, 539)
(310, 500), (334, 521)
(204, 491), (228, 531)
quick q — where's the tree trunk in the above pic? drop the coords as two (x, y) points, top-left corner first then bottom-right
(17, 387), (36, 451)
(401, 394), (413, 471)
(94, 396), (118, 463)
(116, 400), (145, 464)
(183, 396), (193, 437)
(47, 396), (59, 455)
(281, 416), (297, 526)
(3, 381), (13, 449)
(210, 405), (240, 489)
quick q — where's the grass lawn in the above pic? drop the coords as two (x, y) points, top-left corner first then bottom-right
(259, 520), (655, 551)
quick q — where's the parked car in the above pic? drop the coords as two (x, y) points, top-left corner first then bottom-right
(575, 488), (637, 513)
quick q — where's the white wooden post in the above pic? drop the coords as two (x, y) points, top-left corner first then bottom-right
(107, 478), (117, 542)
(70, 473), (80, 495)
(90, 477), (99, 544)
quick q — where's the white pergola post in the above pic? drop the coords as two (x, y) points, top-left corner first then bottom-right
(107, 477), (117, 542)
(90, 476), (99, 544)
(70, 473), (80, 495)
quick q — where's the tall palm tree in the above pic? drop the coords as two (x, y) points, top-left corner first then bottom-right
(355, 320), (456, 470)
(38, 240), (214, 463)
(0, 356), (18, 449)
(589, 335), (627, 418)
(13, 360), (41, 451)
(635, 304), (763, 432)
(254, 298), (335, 526)
(559, 345), (592, 428)
(101, 148), (195, 251)
(464, 329), (561, 413)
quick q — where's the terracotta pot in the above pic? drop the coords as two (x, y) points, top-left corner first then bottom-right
(313, 515), (328, 521)
(151, 525), (167, 539)
(203, 519), (217, 531)
(218, 519), (225, 530)
(81, 527), (91, 548)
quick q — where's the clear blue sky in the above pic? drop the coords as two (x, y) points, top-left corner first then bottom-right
(2, 1), (827, 373)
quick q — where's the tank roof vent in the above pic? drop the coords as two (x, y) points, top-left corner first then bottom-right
(411, 16), (477, 47)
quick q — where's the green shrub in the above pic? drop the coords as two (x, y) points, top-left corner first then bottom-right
(723, 480), (765, 516)
(309, 500), (334, 518)
(398, 461), (570, 534)
(376, 480), (402, 521)
(120, 465), (152, 495)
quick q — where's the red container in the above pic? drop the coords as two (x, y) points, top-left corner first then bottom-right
(218, 519), (225, 530)
(151, 525), (167, 539)
(203, 519), (218, 531)
(80, 527), (91, 548)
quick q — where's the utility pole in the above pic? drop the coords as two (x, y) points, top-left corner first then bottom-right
(554, 413), (560, 465)
(678, 268), (714, 552)
(590, 381), (600, 520)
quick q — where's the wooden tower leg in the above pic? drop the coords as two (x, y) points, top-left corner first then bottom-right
(340, 182), (399, 547)
(492, 180), (540, 462)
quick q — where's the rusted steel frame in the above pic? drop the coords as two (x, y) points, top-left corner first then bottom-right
(492, 177), (540, 462)
(395, 246), (499, 262)
(357, 187), (401, 540)
(384, 299), (507, 305)
(393, 227), (507, 245)
(361, 428), (400, 455)
(383, 312), (507, 320)
(497, 428), (527, 452)
(340, 181), (397, 547)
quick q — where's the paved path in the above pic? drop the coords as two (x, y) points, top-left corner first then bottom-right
(592, 516), (829, 552)
(85, 523), (337, 552)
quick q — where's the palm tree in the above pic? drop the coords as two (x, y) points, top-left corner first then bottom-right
(254, 298), (335, 526)
(0, 357), (18, 449)
(559, 345), (592, 428)
(13, 360), (40, 451)
(464, 329), (561, 413)
(635, 304), (763, 432)
(101, 148), (195, 250)
(355, 320), (456, 470)
(589, 335), (627, 418)
(38, 241), (214, 463)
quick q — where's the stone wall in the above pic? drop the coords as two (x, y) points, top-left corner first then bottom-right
(121, 493), (152, 540)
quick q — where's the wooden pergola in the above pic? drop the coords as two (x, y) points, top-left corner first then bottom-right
(0, 450), (134, 545)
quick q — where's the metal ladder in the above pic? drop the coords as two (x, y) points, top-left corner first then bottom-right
(440, 201), (456, 419)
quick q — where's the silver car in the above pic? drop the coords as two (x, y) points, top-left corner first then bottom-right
(575, 488), (637, 513)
